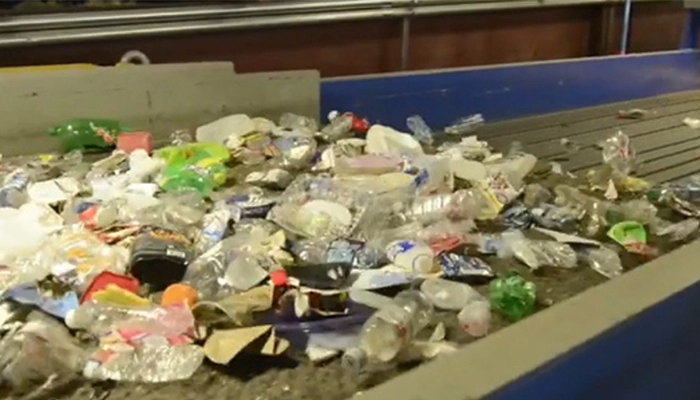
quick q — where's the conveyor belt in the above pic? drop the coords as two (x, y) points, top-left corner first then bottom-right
(478, 90), (700, 183)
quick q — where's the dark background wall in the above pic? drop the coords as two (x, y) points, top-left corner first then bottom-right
(0, 2), (688, 76)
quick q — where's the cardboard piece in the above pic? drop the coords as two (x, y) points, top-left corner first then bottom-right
(203, 325), (289, 365)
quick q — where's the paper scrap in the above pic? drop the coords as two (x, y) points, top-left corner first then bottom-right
(306, 346), (339, 363)
(193, 286), (272, 328)
(203, 325), (289, 365)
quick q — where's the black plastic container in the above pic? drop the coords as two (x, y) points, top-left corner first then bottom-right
(129, 227), (192, 291)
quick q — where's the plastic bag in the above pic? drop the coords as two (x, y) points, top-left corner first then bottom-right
(0, 312), (88, 391)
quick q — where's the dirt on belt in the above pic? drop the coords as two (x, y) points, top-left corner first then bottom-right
(34, 161), (694, 400)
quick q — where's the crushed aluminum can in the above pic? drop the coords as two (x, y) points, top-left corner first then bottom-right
(531, 204), (581, 232)
(225, 193), (277, 222)
(500, 203), (533, 229)
(439, 253), (494, 280)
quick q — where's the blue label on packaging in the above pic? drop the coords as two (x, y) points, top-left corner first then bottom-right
(386, 241), (416, 261)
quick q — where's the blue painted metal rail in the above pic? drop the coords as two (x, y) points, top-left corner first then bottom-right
(332, 49), (700, 400)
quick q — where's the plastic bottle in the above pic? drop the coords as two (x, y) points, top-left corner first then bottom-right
(419, 278), (492, 337)
(0, 169), (30, 208)
(457, 300), (491, 337)
(489, 272), (536, 322)
(195, 114), (254, 145)
(193, 207), (231, 256)
(320, 113), (353, 142)
(444, 114), (484, 136)
(406, 115), (434, 145)
(656, 218), (700, 242)
(600, 130), (636, 175)
(279, 112), (318, 135)
(184, 235), (269, 300)
(420, 278), (482, 311)
(579, 246), (623, 279)
(49, 118), (129, 153)
(157, 147), (228, 197)
(401, 188), (492, 224)
(343, 290), (433, 370)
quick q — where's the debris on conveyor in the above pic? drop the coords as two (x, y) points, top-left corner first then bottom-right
(0, 108), (697, 398)
(683, 117), (700, 129)
(617, 108), (649, 119)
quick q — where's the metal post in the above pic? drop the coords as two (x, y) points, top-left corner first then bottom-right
(400, 16), (410, 70)
(680, 9), (700, 49)
(620, 0), (632, 54)
(400, 0), (417, 71)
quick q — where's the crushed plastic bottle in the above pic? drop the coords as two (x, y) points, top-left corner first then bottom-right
(656, 218), (700, 242)
(49, 118), (130, 153)
(406, 115), (435, 145)
(499, 231), (577, 269)
(579, 246), (623, 278)
(421, 279), (490, 337)
(279, 112), (318, 136)
(156, 143), (229, 197)
(420, 278), (483, 311)
(193, 207), (231, 256)
(319, 113), (353, 142)
(600, 130), (636, 175)
(444, 114), (485, 136)
(489, 272), (536, 322)
(184, 232), (273, 300)
(0, 169), (30, 208)
(343, 290), (433, 370)
(400, 188), (495, 225)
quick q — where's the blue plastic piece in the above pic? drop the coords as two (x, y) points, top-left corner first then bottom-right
(680, 10), (700, 49)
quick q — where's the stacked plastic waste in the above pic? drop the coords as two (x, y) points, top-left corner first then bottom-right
(0, 110), (697, 397)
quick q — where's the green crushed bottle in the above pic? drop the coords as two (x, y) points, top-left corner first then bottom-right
(489, 272), (536, 322)
(156, 143), (230, 197)
(49, 118), (130, 153)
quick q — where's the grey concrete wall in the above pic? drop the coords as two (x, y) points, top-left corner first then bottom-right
(0, 62), (319, 155)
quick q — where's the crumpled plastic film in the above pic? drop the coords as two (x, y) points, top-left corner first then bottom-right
(84, 343), (204, 383)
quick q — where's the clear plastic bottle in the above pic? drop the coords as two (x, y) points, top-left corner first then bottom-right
(320, 114), (353, 142)
(421, 279), (490, 337)
(0, 169), (30, 208)
(406, 115), (434, 145)
(420, 278), (483, 311)
(444, 114), (485, 136)
(193, 207), (231, 256)
(401, 188), (491, 224)
(279, 112), (318, 135)
(580, 246), (623, 279)
(343, 290), (433, 370)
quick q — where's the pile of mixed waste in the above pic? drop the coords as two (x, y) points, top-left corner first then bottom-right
(0, 110), (698, 398)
